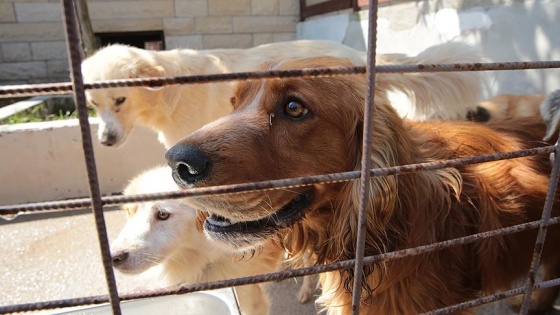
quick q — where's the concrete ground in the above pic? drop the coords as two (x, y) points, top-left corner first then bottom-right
(0, 209), (558, 314)
(0, 208), (318, 315)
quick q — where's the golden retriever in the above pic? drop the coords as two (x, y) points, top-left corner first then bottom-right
(165, 57), (560, 314)
(81, 41), (482, 148)
(110, 166), (284, 315)
(467, 93), (545, 122)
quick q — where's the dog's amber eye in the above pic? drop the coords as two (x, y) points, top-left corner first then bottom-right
(115, 97), (126, 106)
(89, 100), (98, 108)
(156, 210), (170, 220)
(285, 101), (308, 119)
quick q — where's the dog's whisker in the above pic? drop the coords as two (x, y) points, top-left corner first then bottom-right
(151, 252), (182, 266)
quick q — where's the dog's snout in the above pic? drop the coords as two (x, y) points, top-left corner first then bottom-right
(100, 131), (118, 147)
(111, 250), (129, 266)
(166, 143), (210, 187)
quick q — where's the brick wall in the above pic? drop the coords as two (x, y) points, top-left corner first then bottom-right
(0, 0), (300, 84)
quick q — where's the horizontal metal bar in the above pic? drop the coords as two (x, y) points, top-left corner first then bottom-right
(2, 60), (560, 98)
(0, 146), (553, 215)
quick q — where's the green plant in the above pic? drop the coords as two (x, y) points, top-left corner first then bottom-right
(0, 104), (96, 125)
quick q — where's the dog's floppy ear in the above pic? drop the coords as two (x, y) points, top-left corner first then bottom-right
(125, 58), (168, 91)
(128, 58), (165, 78)
(305, 82), (399, 297)
(321, 87), (425, 297)
(331, 145), (399, 296)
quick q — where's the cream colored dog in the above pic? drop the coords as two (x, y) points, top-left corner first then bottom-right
(110, 166), (286, 315)
(81, 40), (482, 148)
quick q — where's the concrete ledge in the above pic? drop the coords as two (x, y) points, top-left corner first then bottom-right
(0, 118), (166, 205)
(0, 96), (50, 120)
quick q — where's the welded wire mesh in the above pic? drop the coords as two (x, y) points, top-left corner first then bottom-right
(1, 0), (560, 314)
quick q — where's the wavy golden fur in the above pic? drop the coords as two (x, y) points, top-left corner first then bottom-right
(166, 57), (560, 314)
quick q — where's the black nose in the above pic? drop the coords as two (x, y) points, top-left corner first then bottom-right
(100, 131), (118, 146)
(111, 250), (129, 266)
(165, 143), (210, 187)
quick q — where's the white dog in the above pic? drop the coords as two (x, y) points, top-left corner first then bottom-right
(110, 166), (286, 315)
(82, 40), (482, 148)
(541, 89), (560, 141)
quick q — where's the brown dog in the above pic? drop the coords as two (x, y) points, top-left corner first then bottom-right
(467, 93), (544, 122)
(166, 57), (560, 314)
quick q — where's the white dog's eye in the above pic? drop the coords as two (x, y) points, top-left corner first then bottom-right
(156, 210), (170, 220)
(285, 100), (309, 119)
(115, 97), (126, 106)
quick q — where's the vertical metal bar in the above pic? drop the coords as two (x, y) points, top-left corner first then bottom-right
(60, 1), (122, 314)
(351, 0), (379, 314)
(519, 142), (560, 314)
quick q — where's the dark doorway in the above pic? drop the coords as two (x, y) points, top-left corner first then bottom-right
(95, 31), (164, 51)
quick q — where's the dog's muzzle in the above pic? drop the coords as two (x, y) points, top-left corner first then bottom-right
(204, 190), (314, 235)
(100, 131), (119, 147)
(111, 250), (129, 268)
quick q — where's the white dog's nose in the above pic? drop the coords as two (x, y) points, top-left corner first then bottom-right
(100, 130), (119, 147)
(111, 250), (129, 267)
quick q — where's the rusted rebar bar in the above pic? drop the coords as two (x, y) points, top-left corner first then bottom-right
(60, 0), (121, 314)
(2, 61), (560, 98)
(352, 0), (379, 313)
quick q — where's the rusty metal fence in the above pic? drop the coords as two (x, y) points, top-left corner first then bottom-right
(2, 0), (560, 314)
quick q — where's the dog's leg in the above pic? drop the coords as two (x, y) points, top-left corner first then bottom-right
(297, 250), (317, 303)
(297, 274), (316, 303)
(509, 257), (560, 314)
(235, 284), (271, 315)
(527, 258), (560, 314)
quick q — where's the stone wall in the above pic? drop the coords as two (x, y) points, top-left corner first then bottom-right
(0, 0), (300, 84)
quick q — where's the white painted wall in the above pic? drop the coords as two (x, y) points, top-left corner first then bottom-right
(0, 118), (166, 205)
(297, 0), (560, 99)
